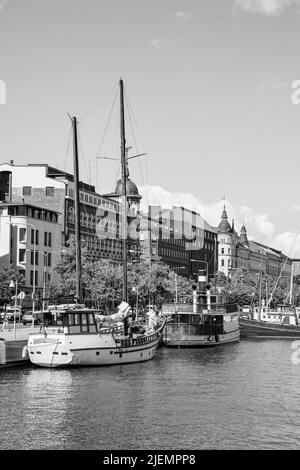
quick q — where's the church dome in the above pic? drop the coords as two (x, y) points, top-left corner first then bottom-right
(114, 178), (140, 196)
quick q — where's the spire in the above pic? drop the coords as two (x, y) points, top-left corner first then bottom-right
(221, 205), (228, 220)
(240, 220), (249, 244)
(218, 201), (231, 233)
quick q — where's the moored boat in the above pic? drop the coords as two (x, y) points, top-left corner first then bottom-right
(161, 291), (240, 347)
(27, 305), (165, 368)
(239, 304), (300, 339)
(27, 79), (166, 368)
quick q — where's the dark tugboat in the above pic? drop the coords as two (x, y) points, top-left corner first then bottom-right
(162, 285), (240, 347)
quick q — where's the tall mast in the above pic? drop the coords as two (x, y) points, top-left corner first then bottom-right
(289, 262), (294, 305)
(120, 78), (128, 302)
(72, 116), (82, 303)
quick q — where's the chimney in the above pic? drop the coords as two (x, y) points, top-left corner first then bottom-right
(10, 159), (14, 165)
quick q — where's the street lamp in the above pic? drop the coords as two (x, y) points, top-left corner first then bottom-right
(9, 278), (18, 339)
(190, 259), (209, 283)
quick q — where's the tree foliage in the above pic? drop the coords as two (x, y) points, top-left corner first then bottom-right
(53, 237), (194, 309)
(215, 268), (291, 306)
(0, 264), (26, 304)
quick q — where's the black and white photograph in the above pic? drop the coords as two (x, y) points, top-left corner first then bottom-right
(1, 0), (300, 456)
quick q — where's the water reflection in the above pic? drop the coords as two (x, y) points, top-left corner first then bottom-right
(0, 340), (299, 449)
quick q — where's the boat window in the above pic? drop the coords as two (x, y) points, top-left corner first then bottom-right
(87, 313), (97, 333)
(81, 314), (88, 332)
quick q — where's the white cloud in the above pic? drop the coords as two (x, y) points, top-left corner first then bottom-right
(138, 184), (206, 215)
(148, 38), (176, 49)
(0, 0), (8, 13)
(138, 184), (300, 256)
(174, 10), (192, 21)
(273, 231), (300, 257)
(233, 0), (300, 15)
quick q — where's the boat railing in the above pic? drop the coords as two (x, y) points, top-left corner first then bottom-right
(162, 303), (238, 315)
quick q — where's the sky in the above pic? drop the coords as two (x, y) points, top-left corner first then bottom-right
(1, 0), (300, 256)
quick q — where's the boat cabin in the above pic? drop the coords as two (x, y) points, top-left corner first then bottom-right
(258, 307), (298, 325)
(42, 309), (98, 334)
(162, 302), (239, 336)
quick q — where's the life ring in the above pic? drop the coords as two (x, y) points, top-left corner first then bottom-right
(208, 336), (213, 342)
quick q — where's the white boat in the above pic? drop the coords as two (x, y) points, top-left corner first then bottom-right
(27, 306), (165, 368)
(27, 79), (166, 367)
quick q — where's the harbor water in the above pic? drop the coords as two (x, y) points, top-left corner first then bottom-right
(0, 339), (299, 450)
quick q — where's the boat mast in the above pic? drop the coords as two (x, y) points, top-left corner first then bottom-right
(120, 78), (128, 302)
(71, 116), (82, 304)
(289, 262), (294, 305)
(258, 270), (262, 321)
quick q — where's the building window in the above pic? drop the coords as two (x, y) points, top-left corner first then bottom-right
(221, 248), (224, 254)
(228, 248), (230, 254)
(221, 259), (224, 267)
(30, 250), (39, 266)
(48, 252), (52, 267)
(46, 186), (55, 196)
(31, 229), (39, 245)
(19, 228), (26, 242)
(23, 186), (32, 196)
(30, 270), (38, 286)
(19, 249), (26, 263)
(44, 231), (48, 246)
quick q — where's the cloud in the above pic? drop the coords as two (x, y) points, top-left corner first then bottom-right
(291, 204), (300, 211)
(273, 231), (300, 257)
(138, 184), (300, 256)
(233, 0), (300, 15)
(148, 38), (176, 49)
(174, 10), (192, 21)
(138, 184), (206, 215)
(0, 0), (8, 13)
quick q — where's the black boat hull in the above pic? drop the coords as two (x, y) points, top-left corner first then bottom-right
(239, 317), (300, 339)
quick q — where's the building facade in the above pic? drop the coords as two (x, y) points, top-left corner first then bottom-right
(0, 161), (141, 264)
(140, 205), (218, 282)
(217, 206), (292, 280)
(0, 202), (61, 304)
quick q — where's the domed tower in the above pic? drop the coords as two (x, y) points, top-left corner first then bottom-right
(217, 205), (233, 276)
(113, 160), (141, 216)
(240, 222), (249, 245)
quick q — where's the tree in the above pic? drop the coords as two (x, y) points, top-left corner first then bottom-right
(0, 264), (25, 305)
(54, 235), (93, 300)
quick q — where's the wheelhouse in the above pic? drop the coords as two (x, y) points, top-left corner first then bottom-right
(42, 309), (98, 334)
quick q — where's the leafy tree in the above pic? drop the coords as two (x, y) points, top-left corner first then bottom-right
(0, 264), (25, 305)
